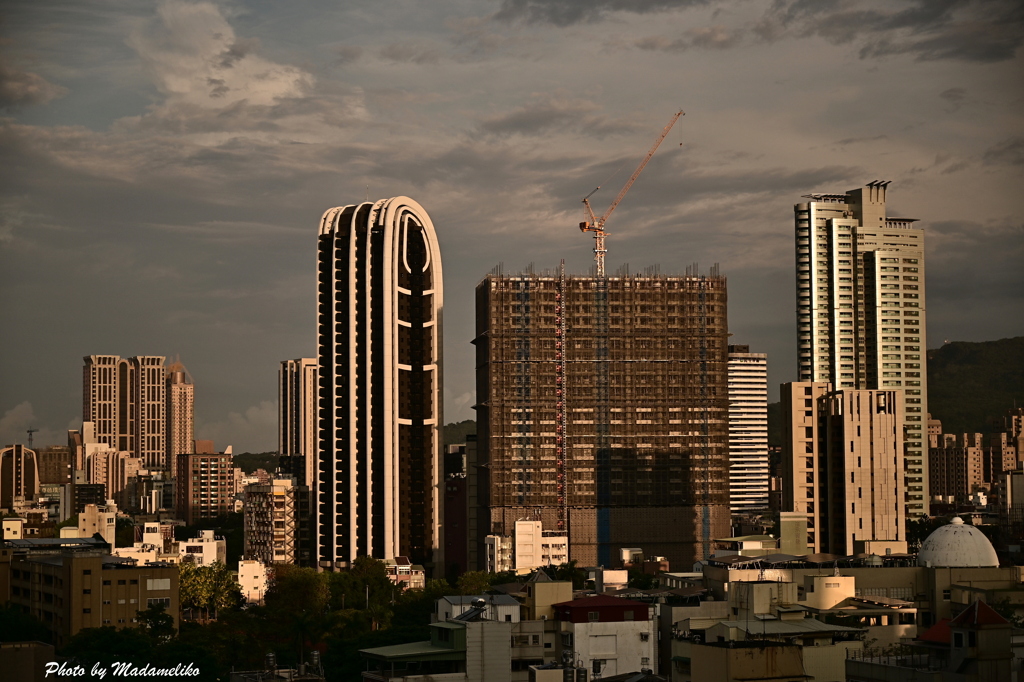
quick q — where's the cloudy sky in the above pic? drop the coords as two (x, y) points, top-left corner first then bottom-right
(1, 0), (1022, 453)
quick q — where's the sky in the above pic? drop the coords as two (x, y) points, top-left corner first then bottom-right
(1, 0), (1022, 453)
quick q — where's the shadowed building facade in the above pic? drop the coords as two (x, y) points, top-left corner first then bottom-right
(475, 266), (730, 568)
(316, 196), (443, 571)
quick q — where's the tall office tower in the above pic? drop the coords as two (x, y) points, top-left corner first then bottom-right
(727, 345), (770, 512)
(782, 382), (906, 555)
(82, 355), (168, 470)
(476, 267), (730, 568)
(316, 197), (443, 571)
(794, 183), (928, 516)
(165, 361), (195, 478)
(279, 358), (318, 487)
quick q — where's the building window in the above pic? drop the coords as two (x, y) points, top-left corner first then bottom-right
(589, 611), (599, 622)
(624, 611), (634, 620)
(147, 598), (171, 608)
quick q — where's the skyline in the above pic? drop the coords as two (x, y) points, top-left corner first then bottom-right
(1, 0), (1022, 453)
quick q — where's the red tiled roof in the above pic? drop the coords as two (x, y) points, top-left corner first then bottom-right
(949, 600), (1011, 627)
(917, 619), (952, 644)
(553, 594), (649, 609)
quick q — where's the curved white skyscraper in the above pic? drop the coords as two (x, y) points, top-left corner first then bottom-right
(316, 196), (443, 571)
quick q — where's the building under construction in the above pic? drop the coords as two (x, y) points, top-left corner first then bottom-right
(474, 265), (731, 568)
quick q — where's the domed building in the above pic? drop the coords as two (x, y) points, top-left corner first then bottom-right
(917, 517), (999, 568)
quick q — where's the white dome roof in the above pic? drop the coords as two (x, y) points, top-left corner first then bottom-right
(917, 517), (999, 568)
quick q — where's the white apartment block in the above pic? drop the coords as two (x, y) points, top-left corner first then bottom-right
(279, 358), (317, 488)
(783, 383), (906, 555)
(513, 520), (568, 572)
(179, 529), (227, 566)
(794, 183), (928, 516)
(485, 534), (514, 573)
(727, 346), (769, 512)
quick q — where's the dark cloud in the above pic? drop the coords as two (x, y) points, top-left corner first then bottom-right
(206, 77), (229, 98)
(217, 38), (261, 69)
(495, 0), (710, 27)
(834, 135), (888, 146)
(939, 87), (967, 111)
(0, 60), (67, 108)
(757, 0), (1024, 63)
(983, 137), (1024, 166)
(378, 43), (442, 64)
(635, 24), (743, 52)
(333, 45), (363, 65)
(478, 94), (637, 138)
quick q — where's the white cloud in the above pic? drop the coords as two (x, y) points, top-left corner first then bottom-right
(127, 1), (312, 108)
(0, 402), (68, 450)
(196, 400), (277, 454)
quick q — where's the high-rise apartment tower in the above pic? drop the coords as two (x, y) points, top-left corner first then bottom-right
(727, 345), (769, 512)
(475, 266), (730, 568)
(82, 355), (168, 470)
(316, 197), (443, 571)
(165, 361), (195, 477)
(279, 358), (317, 488)
(794, 183), (928, 516)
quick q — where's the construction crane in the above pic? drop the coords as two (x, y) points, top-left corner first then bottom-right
(580, 109), (684, 277)
(27, 428), (38, 449)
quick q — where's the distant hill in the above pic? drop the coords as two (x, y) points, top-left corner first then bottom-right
(443, 420), (476, 448)
(233, 451), (279, 474)
(927, 336), (1024, 435)
(765, 337), (1023, 445)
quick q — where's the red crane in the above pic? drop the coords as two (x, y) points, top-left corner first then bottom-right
(580, 109), (684, 277)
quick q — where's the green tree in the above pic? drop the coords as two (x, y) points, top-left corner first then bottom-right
(0, 602), (51, 643)
(628, 569), (657, 590)
(136, 603), (176, 643)
(178, 561), (241, 621)
(548, 560), (587, 589)
(61, 626), (154, 670)
(456, 571), (494, 595)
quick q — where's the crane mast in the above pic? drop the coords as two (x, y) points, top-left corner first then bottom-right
(580, 109), (684, 277)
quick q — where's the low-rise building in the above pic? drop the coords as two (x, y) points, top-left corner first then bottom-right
(386, 557), (426, 590)
(361, 606), (514, 681)
(179, 529), (226, 566)
(237, 559), (269, 605)
(0, 539), (179, 647)
(553, 595), (657, 678)
(436, 594), (521, 623)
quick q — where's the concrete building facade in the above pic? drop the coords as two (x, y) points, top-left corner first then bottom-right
(165, 361), (195, 479)
(279, 358), (318, 488)
(727, 345), (769, 512)
(782, 383), (905, 554)
(476, 268), (730, 568)
(316, 197), (444, 571)
(82, 355), (169, 471)
(0, 444), (39, 511)
(243, 476), (311, 565)
(794, 184), (928, 516)
(175, 450), (236, 524)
